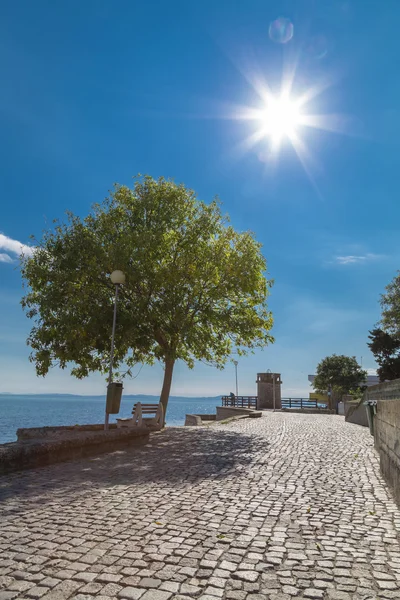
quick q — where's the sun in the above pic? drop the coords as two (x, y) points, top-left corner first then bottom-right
(223, 55), (354, 194)
(260, 95), (302, 145)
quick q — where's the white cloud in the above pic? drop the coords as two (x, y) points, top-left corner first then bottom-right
(334, 253), (382, 265)
(0, 253), (15, 264)
(0, 233), (34, 264)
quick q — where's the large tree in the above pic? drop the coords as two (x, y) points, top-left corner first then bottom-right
(312, 354), (367, 408)
(21, 175), (274, 420)
(368, 328), (400, 382)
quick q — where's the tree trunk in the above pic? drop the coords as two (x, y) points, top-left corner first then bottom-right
(160, 358), (175, 426)
(331, 390), (339, 414)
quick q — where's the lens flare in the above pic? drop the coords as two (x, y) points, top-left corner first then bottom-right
(304, 34), (329, 60)
(269, 17), (294, 44)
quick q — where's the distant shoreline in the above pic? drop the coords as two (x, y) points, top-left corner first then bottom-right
(0, 393), (222, 400)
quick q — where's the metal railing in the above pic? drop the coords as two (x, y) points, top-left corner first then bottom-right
(221, 396), (258, 408)
(281, 397), (327, 410)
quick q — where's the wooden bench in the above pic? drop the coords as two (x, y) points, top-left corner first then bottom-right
(116, 402), (164, 430)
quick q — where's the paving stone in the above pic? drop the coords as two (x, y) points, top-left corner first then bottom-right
(41, 580), (82, 600)
(140, 591), (172, 600)
(40, 578), (62, 588)
(100, 583), (123, 596)
(7, 580), (33, 592)
(79, 583), (104, 594)
(282, 586), (300, 596)
(26, 587), (53, 599)
(95, 573), (122, 584)
(304, 590), (324, 599)
(232, 572), (258, 583)
(377, 580), (399, 590)
(203, 588), (224, 597)
(179, 583), (202, 595)
(0, 593), (19, 600)
(326, 591), (352, 600)
(117, 588), (145, 599)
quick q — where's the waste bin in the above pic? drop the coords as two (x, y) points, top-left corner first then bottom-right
(106, 382), (123, 414)
(364, 399), (377, 436)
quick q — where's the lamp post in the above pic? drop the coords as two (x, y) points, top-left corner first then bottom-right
(104, 270), (125, 430)
(328, 381), (332, 412)
(233, 360), (239, 397)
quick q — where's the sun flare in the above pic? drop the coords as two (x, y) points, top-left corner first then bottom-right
(259, 95), (302, 144)
(224, 55), (355, 195)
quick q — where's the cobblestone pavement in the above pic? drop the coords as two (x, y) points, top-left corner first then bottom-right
(1, 413), (400, 600)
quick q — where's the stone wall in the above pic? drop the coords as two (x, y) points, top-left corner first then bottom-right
(184, 414), (216, 426)
(365, 379), (400, 505)
(0, 426), (150, 476)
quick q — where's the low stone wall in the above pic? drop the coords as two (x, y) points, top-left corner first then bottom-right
(17, 423), (119, 441)
(0, 425), (150, 476)
(344, 400), (369, 427)
(363, 380), (400, 505)
(184, 414), (217, 426)
(216, 406), (259, 420)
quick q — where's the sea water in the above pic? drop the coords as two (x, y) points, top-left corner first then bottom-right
(0, 394), (220, 444)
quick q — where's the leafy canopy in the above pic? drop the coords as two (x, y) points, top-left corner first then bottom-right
(312, 354), (367, 398)
(380, 271), (400, 337)
(21, 175), (274, 407)
(368, 328), (400, 382)
(368, 272), (400, 383)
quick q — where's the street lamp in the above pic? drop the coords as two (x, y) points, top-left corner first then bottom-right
(104, 270), (125, 430)
(233, 360), (239, 397)
(327, 379), (333, 412)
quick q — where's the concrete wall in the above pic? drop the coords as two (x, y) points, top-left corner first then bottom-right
(365, 379), (400, 506)
(216, 406), (258, 420)
(344, 398), (369, 427)
(185, 414), (216, 426)
(17, 423), (120, 441)
(0, 426), (149, 475)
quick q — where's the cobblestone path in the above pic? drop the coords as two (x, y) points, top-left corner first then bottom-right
(1, 413), (400, 600)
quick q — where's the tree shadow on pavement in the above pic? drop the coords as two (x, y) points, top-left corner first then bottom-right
(0, 426), (269, 509)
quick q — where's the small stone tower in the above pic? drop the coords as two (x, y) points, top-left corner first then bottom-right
(256, 372), (282, 409)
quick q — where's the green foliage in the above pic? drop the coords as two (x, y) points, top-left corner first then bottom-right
(21, 175), (274, 415)
(367, 328), (400, 381)
(380, 271), (400, 336)
(367, 272), (400, 383)
(312, 354), (367, 400)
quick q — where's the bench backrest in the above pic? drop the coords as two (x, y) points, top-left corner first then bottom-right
(132, 403), (160, 415)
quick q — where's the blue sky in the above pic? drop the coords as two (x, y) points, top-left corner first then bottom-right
(1, 0), (399, 397)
